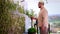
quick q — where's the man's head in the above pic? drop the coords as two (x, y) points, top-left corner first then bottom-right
(38, 2), (44, 8)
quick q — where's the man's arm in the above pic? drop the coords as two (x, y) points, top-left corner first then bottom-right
(38, 13), (42, 27)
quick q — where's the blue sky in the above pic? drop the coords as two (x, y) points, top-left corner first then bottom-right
(24, 0), (60, 16)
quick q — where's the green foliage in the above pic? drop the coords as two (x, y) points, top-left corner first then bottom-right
(30, 9), (34, 17)
(0, 0), (25, 34)
(0, 0), (23, 34)
(25, 10), (30, 16)
(28, 28), (36, 33)
(17, 6), (25, 14)
(25, 9), (34, 17)
(9, 15), (25, 34)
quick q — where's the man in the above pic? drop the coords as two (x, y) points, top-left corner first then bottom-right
(38, 1), (48, 34)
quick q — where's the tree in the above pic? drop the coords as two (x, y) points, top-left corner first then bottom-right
(17, 6), (25, 14)
(0, 0), (16, 34)
(0, 0), (25, 34)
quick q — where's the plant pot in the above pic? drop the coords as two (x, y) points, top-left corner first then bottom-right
(28, 32), (36, 34)
(28, 28), (36, 34)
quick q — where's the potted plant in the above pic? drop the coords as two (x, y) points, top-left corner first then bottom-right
(28, 28), (36, 34)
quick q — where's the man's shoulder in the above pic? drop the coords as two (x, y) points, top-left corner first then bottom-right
(43, 7), (48, 13)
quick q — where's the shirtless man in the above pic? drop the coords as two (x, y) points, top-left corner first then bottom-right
(38, 1), (48, 34)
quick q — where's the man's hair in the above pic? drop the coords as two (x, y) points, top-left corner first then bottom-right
(39, 2), (44, 5)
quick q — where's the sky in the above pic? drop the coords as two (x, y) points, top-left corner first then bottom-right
(14, 0), (60, 16)
(24, 0), (60, 16)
